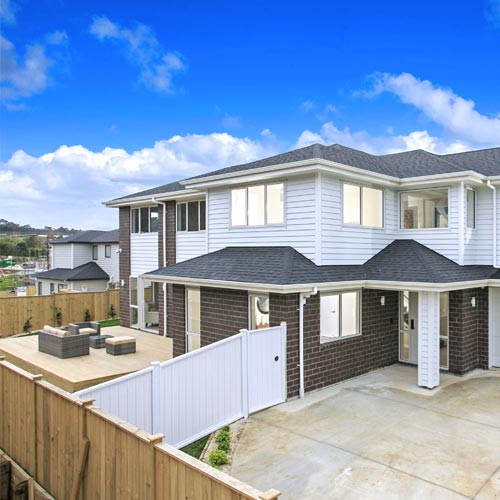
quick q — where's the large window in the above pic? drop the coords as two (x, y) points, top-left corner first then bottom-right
(401, 189), (448, 229)
(467, 189), (476, 229)
(131, 207), (159, 233)
(343, 184), (383, 228)
(231, 183), (284, 227)
(186, 288), (201, 352)
(320, 291), (360, 342)
(177, 200), (206, 232)
(249, 295), (270, 330)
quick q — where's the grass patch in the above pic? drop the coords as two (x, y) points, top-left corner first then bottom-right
(0, 275), (23, 291)
(181, 435), (210, 459)
(99, 319), (121, 328)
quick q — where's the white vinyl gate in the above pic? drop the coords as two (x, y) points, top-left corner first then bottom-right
(76, 324), (287, 448)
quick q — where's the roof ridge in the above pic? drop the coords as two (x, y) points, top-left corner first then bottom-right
(444, 146), (500, 156)
(416, 149), (463, 170)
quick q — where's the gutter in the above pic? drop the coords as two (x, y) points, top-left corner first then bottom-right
(152, 197), (168, 337)
(486, 181), (498, 268)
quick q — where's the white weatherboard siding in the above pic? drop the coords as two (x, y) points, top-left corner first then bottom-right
(176, 232), (207, 263)
(96, 243), (119, 280)
(207, 175), (317, 261)
(464, 187), (494, 265)
(73, 244), (93, 267)
(418, 291), (440, 389)
(71, 280), (109, 292)
(321, 175), (395, 265)
(51, 245), (72, 268)
(131, 233), (159, 276)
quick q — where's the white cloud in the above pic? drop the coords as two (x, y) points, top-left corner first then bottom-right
(89, 16), (186, 93)
(370, 72), (500, 146)
(0, 0), (16, 24)
(0, 133), (278, 229)
(0, 31), (68, 108)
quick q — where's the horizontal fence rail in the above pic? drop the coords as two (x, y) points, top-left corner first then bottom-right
(0, 289), (120, 336)
(0, 357), (281, 500)
(77, 325), (287, 449)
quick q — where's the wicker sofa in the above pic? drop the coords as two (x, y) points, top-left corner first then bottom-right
(68, 321), (101, 336)
(38, 325), (90, 359)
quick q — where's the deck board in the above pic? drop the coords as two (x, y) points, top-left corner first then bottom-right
(0, 326), (173, 392)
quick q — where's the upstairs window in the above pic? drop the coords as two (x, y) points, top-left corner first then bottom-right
(105, 245), (111, 258)
(401, 189), (448, 229)
(466, 189), (476, 229)
(343, 184), (383, 228)
(131, 207), (159, 233)
(92, 245), (98, 260)
(231, 183), (284, 227)
(177, 200), (206, 232)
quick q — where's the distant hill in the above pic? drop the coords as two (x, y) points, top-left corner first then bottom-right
(0, 219), (81, 236)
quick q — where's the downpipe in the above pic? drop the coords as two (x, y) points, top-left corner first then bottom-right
(486, 181), (498, 268)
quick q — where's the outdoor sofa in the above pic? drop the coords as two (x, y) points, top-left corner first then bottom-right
(38, 325), (90, 359)
(68, 321), (101, 335)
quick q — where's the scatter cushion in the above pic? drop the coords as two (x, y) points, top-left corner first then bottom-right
(105, 336), (136, 346)
(79, 328), (97, 335)
(43, 325), (69, 336)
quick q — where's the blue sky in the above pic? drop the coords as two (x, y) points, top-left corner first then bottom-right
(1, 0), (500, 229)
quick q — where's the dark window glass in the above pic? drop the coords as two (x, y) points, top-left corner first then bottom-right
(131, 209), (140, 233)
(199, 201), (206, 230)
(188, 202), (199, 231)
(92, 245), (98, 260)
(150, 206), (158, 232)
(105, 245), (111, 258)
(177, 203), (186, 231)
(140, 207), (150, 233)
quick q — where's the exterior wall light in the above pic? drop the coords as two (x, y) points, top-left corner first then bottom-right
(380, 296), (385, 306)
(471, 297), (476, 308)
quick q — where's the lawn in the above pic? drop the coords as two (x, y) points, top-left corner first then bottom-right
(181, 435), (210, 459)
(98, 319), (120, 327)
(0, 275), (23, 291)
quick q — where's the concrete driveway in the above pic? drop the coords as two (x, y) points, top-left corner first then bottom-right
(230, 365), (500, 499)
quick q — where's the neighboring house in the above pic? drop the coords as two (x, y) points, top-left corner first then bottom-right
(36, 229), (119, 295)
(105, 144), (500, 395)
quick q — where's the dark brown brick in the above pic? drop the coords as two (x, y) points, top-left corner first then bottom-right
(119, 207), (131, 328)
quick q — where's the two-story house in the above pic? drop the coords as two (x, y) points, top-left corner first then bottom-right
(36, 229), (120, 295)
(105, 144), (500, 397)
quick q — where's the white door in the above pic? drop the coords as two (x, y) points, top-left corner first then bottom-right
(247, 326), (286, 414)
(490, 288), (500, 368)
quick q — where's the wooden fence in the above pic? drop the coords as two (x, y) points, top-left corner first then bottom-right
(0, 290), (120, 337)
(0, 358), (280, 500)
(0, 285), (36, 298)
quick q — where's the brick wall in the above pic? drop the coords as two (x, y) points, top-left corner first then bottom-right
(200, 287), (248, 347)
(119, 207), (131, 327)
(166, 201), (176, 265)
(449, 287), (489, 375)
(271, 289), (399, 397)
(171, 284), (186, 357)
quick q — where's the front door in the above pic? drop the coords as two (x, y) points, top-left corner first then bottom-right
(400, 291), (419, 365)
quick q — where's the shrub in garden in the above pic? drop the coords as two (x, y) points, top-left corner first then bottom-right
(208, 450), (228, 468)
(84, 309), (92, 321)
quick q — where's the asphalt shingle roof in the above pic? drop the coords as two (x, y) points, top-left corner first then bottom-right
(146, 240), (499, 286)
(35, 262), (109, 281)
(50, 229), (119, 244)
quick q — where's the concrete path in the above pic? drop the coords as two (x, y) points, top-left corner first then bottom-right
(230, 365), (500, 499)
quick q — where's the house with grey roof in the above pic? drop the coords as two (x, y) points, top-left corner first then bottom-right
(35, 229), (119, 295)
(105, 144), (500, 394)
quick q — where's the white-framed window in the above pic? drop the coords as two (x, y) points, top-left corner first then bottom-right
(186, 287), (201, 352)
(343, 183), (383, 228)
(131, 206), (159, 233)
(439, 292), (449, 370)
(231, 182), (284, 227)
(320, 291), (361, 343)
(92, 245), (98, 260)
(105, 245), (111, 258)
(466, 188), (476, 229)
(177, 200), (206, 232)
(249, 294), (270, 330)
(401, 188), (449, 229)
(130, 277), (138, 327)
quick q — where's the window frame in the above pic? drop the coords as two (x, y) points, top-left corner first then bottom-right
(320, 290), (362, 344)
(466, 188), (476, 230)
(400, 187), (450, 230)
(130, 206), (159, 234)
(129, 277), (138, 328)
(92, 245), (98, 260)
(176, 200), (206, 232)
(185, 287), (201, 352)
(248, 293), (270, 330)
(105, 244), (111, 258)
(230, 182), (286, 228)
(341, 182), (384, 229)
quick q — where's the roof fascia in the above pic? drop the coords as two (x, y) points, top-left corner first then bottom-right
(104, 189), (201, 207)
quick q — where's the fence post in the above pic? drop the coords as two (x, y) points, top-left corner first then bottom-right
(240, 329), (249, 419)
(151, 362), (161, 435)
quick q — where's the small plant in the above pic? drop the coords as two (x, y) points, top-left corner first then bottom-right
(55, 308), (63, 327)
(208, 449), (228, 468)
(84, 309), (92, 322)
(23, 316), (32, 333)
(215, 429), (231, 452)
(109, 304), (116, 319)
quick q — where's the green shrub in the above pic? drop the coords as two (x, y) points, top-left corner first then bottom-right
(55, 308), (62, 327)
(208, 449), (228, 468)
(109, 304), (116, 319)
(23, 316), (32, 333)
(84, 309), (92, 322)
(215, 429), (231, 452)
(221, 425), (230, 432)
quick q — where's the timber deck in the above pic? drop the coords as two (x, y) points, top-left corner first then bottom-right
(0, 326), (172, 392)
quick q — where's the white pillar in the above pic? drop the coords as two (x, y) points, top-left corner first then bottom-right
(418, 291), (440, 389)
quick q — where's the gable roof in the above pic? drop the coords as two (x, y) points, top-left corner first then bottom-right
(35, 262), (110, 281)
(145, 240), (498, 288)
(110, 144), (500, 204)
(50, 229), (119, 245)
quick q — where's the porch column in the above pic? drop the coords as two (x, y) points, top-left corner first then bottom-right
(418, 291), (440, 389)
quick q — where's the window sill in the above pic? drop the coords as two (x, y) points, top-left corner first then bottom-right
(229, 224), (286, 230)
(342, 224), (385, 230)
(320, 333), (362, 345)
